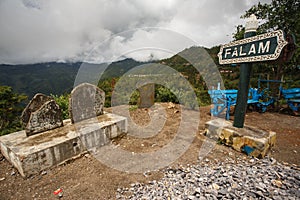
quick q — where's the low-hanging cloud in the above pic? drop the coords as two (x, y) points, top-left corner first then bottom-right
(0, 0), (271, 64)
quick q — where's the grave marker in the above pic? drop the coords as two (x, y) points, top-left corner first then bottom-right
(69, 83), (105, 123)
(21, 93), (63, 136)
(138, 83), (155, 108)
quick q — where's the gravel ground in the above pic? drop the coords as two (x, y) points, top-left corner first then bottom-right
(116, 156), (300, 200)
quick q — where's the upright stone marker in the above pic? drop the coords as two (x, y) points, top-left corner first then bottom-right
(69, 83), (105, 123)
(21, 93), (63, 136)
(21, 93), (53, 125)
(138, 83), (155, 108)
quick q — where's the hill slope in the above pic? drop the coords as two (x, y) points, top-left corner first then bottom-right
(0, 58), (144, 98)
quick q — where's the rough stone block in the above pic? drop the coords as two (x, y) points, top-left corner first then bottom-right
(205, 118), (276, 158)
(21, 94), (63, 136)
(21, 93), (53, 125)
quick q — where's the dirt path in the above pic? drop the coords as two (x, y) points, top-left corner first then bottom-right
(0, 103), (299, 199)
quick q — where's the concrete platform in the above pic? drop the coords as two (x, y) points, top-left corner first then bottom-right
(0, 113), (127, 177)
(205, 118), (276, 158)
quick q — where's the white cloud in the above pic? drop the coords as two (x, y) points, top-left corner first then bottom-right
(0, 0), (271, 64)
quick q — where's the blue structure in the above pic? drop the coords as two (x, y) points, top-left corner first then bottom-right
(280, 87), (300, 115)
(258, 78), (300, 115)
(209, 78), (300, 119)
(208, 86), (274, 120)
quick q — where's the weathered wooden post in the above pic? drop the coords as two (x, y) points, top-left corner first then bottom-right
(233, 14), (258, 128)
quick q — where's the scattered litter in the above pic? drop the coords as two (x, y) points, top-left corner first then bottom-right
(0, 177), (5, 181)
(53, 188), (63, 198)
(41, 171), (47, 176)
(10, 171), (16, 176)
(143, 170), (151, 177)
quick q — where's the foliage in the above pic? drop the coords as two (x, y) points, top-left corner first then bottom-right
(205, 45), (221, 65)
(0, 86), (27, 135)
(98, 78), (115, 107)
(51, 94), (70, 120)
(129, 105), (138, 111)
(101, 58), (145, 79)
(0, 62), (80, 99)
(242, 0), (299, 34)
(0, 59), (145, 101)
(233, 25), (245, 41)
(129, 90), (140, 105)
(155, 86), (179, 103)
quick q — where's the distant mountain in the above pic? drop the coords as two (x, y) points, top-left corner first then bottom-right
(0, 62), (81, 98)
(0, 58), (144, 98)
(0, 46), (226, 99)
(100, 58), (145, 79)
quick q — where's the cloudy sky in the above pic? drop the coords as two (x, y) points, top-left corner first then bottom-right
(0, 0), (271, 64)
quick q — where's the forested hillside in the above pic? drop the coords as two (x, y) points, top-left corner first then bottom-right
(0, 59), (144, 98)
(0, 62), (81, 98)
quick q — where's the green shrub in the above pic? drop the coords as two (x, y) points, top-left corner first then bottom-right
(129, 90), (140, 105)
(155, 86), (179, 103)
(0, 86), (27, 135)
(51, 94), (70, 120)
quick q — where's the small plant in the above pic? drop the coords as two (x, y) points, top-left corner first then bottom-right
(129, 90), (140, 105)
(51, 94), (70, 120)
(129, 105), (138, 111)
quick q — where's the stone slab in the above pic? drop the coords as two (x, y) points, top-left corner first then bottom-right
(25, 100), (63, 136)
(21, 94), (53, 125)
(69, 83), (105, 124)
(205, 118), (276, 158)
(138, 83), (155, 108)
(0, 113), (127, 177)
(21, 93), (63, 136)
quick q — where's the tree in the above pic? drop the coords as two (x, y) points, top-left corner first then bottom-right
(0, 86), (27, 135)
(233, 0), (300, 81)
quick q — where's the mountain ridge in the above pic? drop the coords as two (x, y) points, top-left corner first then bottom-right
(0, 58), (148, 98)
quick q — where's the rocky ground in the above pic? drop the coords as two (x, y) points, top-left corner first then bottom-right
(0, 103), (299, 199)
(116, 156), (300, 199)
